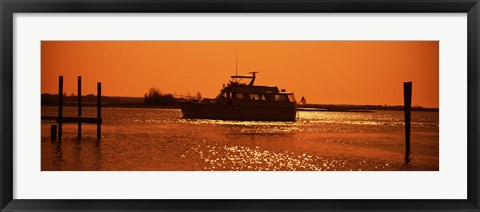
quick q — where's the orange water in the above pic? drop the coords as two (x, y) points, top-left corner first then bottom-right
(41, 106), (438, 171)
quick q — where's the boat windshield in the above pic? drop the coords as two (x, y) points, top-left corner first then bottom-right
(216, 92), (228, 99)
(274, 94), (296, 102)
(288, 94), (296, 102)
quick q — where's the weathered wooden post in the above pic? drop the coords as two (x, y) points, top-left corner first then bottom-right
(58, 76), (63, 141)
(97, 82), (101, 141)
(404, 82), (412, 163)
(50, 125), (57, 141)
(41, 76), (103, 140)
(78, 76), (82, 139)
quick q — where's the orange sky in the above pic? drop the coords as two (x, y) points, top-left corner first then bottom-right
(41, 41), (439, 108)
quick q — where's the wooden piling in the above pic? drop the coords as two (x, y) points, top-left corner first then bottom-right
(43, 76), (103, 140)
(58, 76), (63, 141)
(97, 82), (101, 140)
(403, 82), (412, 163)
(50, 125), (57, 141)
(78, 76), (82, 139)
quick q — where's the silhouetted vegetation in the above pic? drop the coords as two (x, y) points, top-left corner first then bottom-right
(41, 93), (143, 107)
(143, 87), (202, 106)
(42, 92), (436, 111)
(143, 87), (176, 106)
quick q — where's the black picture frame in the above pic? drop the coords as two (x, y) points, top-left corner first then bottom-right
(1, 0), (479, 211)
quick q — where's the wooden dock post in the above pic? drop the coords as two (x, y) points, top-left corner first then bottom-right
(97, 82), (101, 141)
(50, 125), (57, 141)
(42, 76), (102, 141)
(404, 82), (412, 163)
(78, 76), (82, 139)
(58, 76), (63, 141)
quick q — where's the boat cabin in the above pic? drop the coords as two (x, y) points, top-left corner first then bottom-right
(202, 72), (296, 105)
(180, 72), (297, 121)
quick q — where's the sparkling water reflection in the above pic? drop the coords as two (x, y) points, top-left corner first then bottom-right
(41, 106), (439, 171)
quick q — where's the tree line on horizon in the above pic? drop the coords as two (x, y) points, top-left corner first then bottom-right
(143, 87), (202, 106)
(41, 89), (437, 111)
(41, 93), (143, 105)
(41, 87), (202, 106)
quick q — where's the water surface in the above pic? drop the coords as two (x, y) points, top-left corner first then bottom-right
(41, 106), (439, 171)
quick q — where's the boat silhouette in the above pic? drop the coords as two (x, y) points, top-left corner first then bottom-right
(179, 72), (297, 121)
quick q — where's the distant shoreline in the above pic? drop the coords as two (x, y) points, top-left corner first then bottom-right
(41, 93), (439, 112)
(41, 102), (439, 112)
(41, 102), (178, 109)
(298, 104), (438, 112)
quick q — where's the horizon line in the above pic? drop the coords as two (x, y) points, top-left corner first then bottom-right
(41, 93), (439, 109)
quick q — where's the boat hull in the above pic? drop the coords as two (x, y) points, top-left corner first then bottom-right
(179, 102), (297, 121)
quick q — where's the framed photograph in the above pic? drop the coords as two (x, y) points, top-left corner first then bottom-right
(1, 0), (479, 211)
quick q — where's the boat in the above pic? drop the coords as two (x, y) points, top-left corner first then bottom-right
(178, 72), (297, 121)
